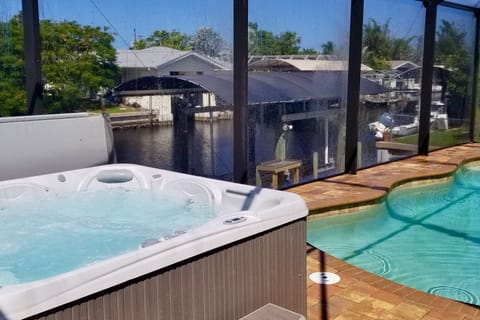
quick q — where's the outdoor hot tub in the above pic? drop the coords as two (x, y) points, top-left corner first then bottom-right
(0, 164), (308, 320)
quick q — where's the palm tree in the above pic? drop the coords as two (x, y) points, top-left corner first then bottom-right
(321, 41), (335, 55)
(362, 18), (391, 69)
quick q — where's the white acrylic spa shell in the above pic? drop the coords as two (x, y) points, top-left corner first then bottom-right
(0, 164), (308, 320)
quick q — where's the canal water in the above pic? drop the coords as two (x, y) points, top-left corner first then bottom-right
(113, 116), (382, 185)
(113, 120), (235, 180)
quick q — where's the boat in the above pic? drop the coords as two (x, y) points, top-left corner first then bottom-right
(368, 112), (394, 140)
(368, 121), (388, 140)
(369, 103), (449, 139)
(391, 118), (419, 136)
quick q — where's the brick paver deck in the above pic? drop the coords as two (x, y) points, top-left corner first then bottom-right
(288, 143), (480, 320)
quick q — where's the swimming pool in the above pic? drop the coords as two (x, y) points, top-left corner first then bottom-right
(0, 164), (308, 320)
(307, 161), (480, 305)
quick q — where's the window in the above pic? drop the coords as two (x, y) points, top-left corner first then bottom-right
(0, 0), (25, 116)
(360, 0), (425, 167)
(249, 0), (350, 188)
(2, 1), (479, 185)
(430, 5), (476, 149)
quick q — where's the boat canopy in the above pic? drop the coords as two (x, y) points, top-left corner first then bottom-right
(112, 71), (391, 105)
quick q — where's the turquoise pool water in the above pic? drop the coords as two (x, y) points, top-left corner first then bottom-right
(307, 163), (480, 305)
(0, 188), (216, 286)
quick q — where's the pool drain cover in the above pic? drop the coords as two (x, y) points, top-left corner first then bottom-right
(309, 272), (340, 285)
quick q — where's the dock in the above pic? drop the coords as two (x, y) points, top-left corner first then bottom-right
(108, 112), (166, 129)
(376, 141), (434, 152)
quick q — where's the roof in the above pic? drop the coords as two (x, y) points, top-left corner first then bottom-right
(186, 71), (391, 104)
(388, 60), (419, 70)
(116, 46), (231, 70)
(249, 58), (372, 72)
(398, 65), (451, 82)
(114, 71), (390, 105)
(116, 47), (187, 69)
(248, 54), (339, 63)
(180, 72), (351, 104)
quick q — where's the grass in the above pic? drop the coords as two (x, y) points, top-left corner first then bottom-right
(393, 128), (470, 148)
(86, 105), (141, 114)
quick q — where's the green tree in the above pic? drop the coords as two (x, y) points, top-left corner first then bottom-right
(435, 20), (469, 70)
(390, 37), (415, 60)
(132, 29), (190, 50)
(362, 18), (392, 69)
(0, 14), (119, 116)
(300, 48), (319, 55)
(275, 31), (301, 55)
(41, 20), (119, 113)
(248, 22), (301, 55)
(248, 22), (276, 55)
(0, 15), (27, 116)
(321, 41), (335, 55)
(435, 20), (471, 118)
(362, 18), (415, 69)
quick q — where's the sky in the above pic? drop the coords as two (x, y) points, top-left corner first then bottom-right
(1, 0), (477, 51)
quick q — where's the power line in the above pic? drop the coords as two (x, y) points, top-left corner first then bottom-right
(88, 0), (148, 69)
